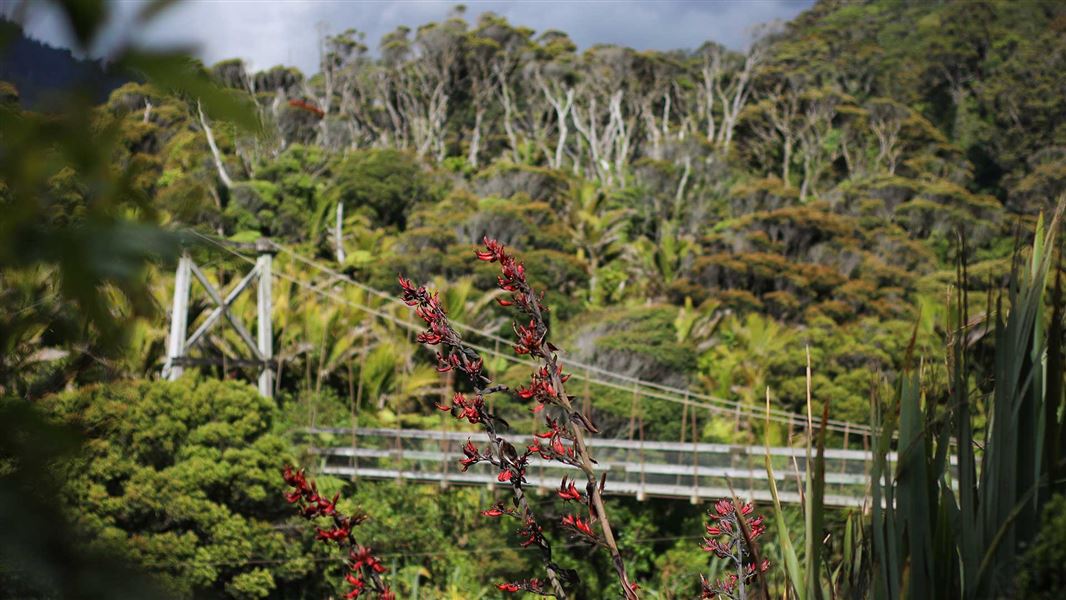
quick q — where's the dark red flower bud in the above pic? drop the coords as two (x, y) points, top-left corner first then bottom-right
(551, 438), (566, 456)
(416, 332), (442, 345)
(558, 477), (582, 501)
(562, 513), (596, 538)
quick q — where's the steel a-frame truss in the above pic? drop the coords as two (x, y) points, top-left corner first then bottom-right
(162, 238), (275, 397)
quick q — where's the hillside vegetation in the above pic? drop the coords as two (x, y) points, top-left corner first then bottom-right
(1, 0), (1064, 598)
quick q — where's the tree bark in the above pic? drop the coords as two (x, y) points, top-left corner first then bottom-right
(197, 100), (234, 189)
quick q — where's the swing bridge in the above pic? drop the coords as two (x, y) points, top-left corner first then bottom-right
(163, 233), (889, 508)
(300, 427), (882, 507)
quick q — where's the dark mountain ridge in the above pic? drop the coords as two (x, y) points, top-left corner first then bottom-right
(0, 19), (126, 108)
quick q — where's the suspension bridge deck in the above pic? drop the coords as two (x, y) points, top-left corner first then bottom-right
(304, 427), (888, 508)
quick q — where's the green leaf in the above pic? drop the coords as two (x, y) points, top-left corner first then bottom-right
(764, 389), (805, 600)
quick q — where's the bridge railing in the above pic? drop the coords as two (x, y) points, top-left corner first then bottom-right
(300, 427), (904, 508)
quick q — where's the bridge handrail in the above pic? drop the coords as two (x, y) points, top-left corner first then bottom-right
(320, 465), (870, 507)
(311, 444), (875, 486)
(300, 426), (895, 462)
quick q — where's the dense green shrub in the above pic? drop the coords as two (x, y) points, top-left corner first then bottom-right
(42, 378), (318, 599)
(326, 149), (435, 230)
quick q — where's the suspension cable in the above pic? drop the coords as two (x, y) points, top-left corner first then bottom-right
(184, 230), (872, 436)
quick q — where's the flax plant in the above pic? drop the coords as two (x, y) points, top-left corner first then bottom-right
(869, 200), (1065, 600)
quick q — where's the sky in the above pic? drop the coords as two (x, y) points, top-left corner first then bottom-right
(7, 0), (815, 74)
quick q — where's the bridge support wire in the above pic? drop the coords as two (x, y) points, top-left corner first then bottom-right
(181, 230), (875, 447)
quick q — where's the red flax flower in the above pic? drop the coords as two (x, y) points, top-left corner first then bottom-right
(481, 502), (518, 518)
(699, 498), (771, 600)
(435, 391), (484, 424)
(512, 319), (542, 356)
(400, 240), (638, 599)
(561, 514), (598, 542)
(516, 365), (567, 413)
(398, 268), (569, 596)
(282, 466), (393, 599)
(474, 237), (505, 262)
(466, 237), (638, 599)
(350, 546), (386, 574)
(529, 422), (577, 464)
(517, 518), (544, 548)
(459, 439), (483, 471)
(558, 477), (583, 502)
(497, 579), (550, 594)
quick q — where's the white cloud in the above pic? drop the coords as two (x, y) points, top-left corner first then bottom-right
(9, 0), (813, 73)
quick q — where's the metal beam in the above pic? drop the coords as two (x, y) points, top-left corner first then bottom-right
(256, 238), (275, 398)
(188, 261), (263, 360)
(160, 239), (276, 399)
(184, 264), (259, 348)
(162, 253), (192, 380)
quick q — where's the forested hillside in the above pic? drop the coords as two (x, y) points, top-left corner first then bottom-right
(15, 0), (1061, 420)
(2, 0), (1065, 598)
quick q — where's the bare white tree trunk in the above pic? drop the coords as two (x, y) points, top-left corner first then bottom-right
(375, 73), (408, 149)
(642, 100), (663, 160)
(700, 52), (721, 144)
(675, 154), (691, 207)
(610, 91), (632, 185)
(661, 91), (671, 138)
(495, 64), (521, 163)
(871, 107), (903, 175)
(468, 106), (484, 168)
(571, 95), (600, 173)
(197, 100), (234, 189)
(573, 89), (629, 186)
(797, 94), (839, 202)
(538, 76), (574, 170)
(717, 45), (761, 150)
